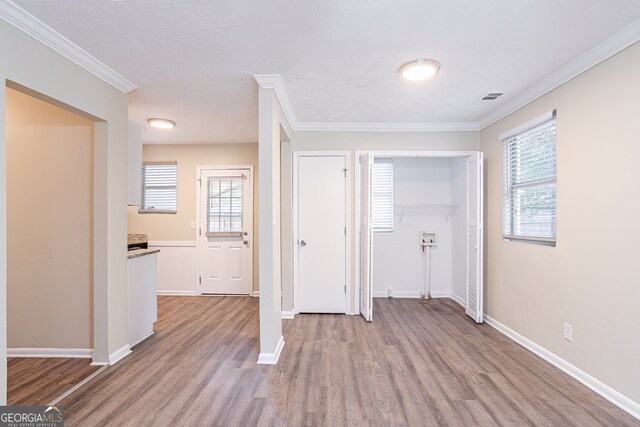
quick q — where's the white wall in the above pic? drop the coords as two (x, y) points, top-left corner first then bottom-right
(450, 157), (467, 304)
(0, 19), (129, 402)
(373, 158), (453, 298)
(481, 42), (640, 408)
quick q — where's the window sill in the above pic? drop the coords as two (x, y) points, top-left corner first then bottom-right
(503, 237), (556, 247)
(138, 210), (177, 215)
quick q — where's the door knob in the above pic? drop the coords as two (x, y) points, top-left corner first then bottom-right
(243, 240), (249, 245)
(243, 231), (248, 236)
(300, 240), (307, 247)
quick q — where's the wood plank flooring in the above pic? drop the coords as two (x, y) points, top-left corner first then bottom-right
(8, 357), (99, 406)
(58, 296), (638, 426)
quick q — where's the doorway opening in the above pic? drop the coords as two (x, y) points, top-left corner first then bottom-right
(357, 151), (483, 323)
(5, 85), (100, 405)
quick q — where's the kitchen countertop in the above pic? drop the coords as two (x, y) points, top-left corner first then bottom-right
(127, 248), (160, 260)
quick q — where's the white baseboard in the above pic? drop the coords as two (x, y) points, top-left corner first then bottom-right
(373, 290), (457, 300)
(252, 291), (260, 297)
(130, 331), (155, 349)
(257, 336), (285, 365)
(157, 290), (197, 296)
(108, 344), (132, 366)
(373, 290), (421, 298)
(8, 348), (93, 358)
(90, 361), (108, 366)
(281, 311), (296, 319)
(451, 293), (466, 307)
(485, 314), (640, 421)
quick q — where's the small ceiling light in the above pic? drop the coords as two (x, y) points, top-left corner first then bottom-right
(147, 118), (176, 129)
(399, 59), (441, 82)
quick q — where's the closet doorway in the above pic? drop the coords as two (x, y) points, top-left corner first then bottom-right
(357, 151), (483, 323)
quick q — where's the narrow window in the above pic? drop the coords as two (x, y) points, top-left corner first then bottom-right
(140, 162), (177, 213)
(372, 159), (393, 232)
(503, 111), (557, 245)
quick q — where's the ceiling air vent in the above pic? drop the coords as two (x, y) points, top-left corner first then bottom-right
(481, 92), (504, 101)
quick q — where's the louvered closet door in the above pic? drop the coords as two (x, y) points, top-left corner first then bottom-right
(466, 153), (484, 323)
(360, 153), (374, 322)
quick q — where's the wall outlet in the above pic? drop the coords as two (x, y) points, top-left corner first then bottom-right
(190, 220), (196, 229)
(563, 322), (573, 342)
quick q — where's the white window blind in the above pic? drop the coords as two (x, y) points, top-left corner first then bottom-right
(503, 111), (557, 245)
(141, 162), (177, 213)
(372, 159), (393, 232)
(207, 176), (244, 234)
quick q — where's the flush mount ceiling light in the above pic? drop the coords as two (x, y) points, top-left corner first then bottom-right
(147, 118), (176, 129)
(399, 59), (441, 82)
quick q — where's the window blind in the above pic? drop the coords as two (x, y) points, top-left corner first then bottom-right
(503, 111), (557, 245)
(207, 176), (244, 234)
(141, 162), (177, 213)
(372, 159), (393, 232)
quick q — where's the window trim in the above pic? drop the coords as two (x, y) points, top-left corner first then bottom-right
(138, 161), (178, 214)
(502, 110), (557, 247)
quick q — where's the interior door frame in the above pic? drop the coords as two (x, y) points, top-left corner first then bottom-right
(292, 151), (352, 314)
(354, 150), (481, 315)
(195, 165), (254, 296)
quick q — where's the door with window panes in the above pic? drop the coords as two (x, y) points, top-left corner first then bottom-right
(198, 168), (253, 295)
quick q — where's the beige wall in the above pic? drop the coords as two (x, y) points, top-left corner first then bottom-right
(481, 42), (640, 403)
(283, 131), (480, 311)
(1, 18), (130, 401)
(128, 143), (260, 291)
(6, 88), (93, 349)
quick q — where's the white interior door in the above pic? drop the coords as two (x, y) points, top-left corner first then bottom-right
(359, 153), (373, 321)
(297, 155), (347, 313)
(466, 153), (484, 322)
(198, 168), (253, 295)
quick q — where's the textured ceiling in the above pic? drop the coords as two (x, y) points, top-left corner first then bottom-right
(13, 0), (640, 143)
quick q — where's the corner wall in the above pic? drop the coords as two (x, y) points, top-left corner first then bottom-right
(0, 19), (129, 402)
(481, 41), (640, 406)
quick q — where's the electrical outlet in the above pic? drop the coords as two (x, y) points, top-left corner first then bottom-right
(563, 323), (573, 342)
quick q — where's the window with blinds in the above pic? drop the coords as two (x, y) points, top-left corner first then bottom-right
(207, 176), (244, 235)
(503, 111), (557, 245)
(372, 159), (393, 232)
(140, 162), (177, 213)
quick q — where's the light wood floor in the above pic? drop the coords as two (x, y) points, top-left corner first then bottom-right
(8, 357), (99, 406)
(58, 296), (638, 426)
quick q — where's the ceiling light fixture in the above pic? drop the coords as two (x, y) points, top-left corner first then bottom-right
(399, 59), (441, 82)
(147, 118), (176, 129)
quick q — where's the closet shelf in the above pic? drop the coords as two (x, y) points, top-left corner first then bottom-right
(394, 204), (459, 223)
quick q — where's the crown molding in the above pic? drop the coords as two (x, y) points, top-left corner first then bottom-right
(478, 17), (640, 130)
(294, 121), (480, 132)
(254, 73), (480, 132)
(0, 0), (137, 94)
(254, 74), (299, 129)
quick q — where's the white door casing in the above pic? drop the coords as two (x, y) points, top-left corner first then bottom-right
(198, 167), (253, 295)
(466, 153), (484, 323)
(296, 155), (347, 313)
(359, 153), (374, 322)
